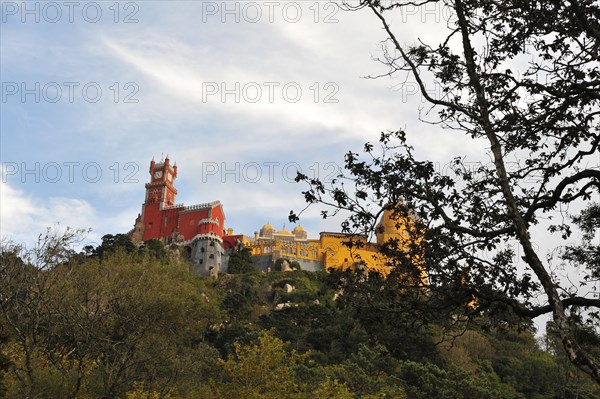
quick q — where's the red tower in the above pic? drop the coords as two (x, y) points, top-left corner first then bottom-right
(140, 157), (179, 241)
(145, 156), (178, 206)
(131, 157), (225, 243)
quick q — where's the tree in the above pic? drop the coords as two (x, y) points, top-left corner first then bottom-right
(85, 233), (136, 258)
(49, 250), (222, 398)
(215, 330), (357, 399)
(0, 227), (87, 397)
(562, 203), (600, 300)
(227, 247), (257, 274)
(0, 322), (10, 398)
(292, 0), (600, 383)
(139, 238), (167, 259)
(1, 228), (223, 398)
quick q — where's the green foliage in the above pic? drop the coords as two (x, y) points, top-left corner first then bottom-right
(215, 331), (359, 399)
(260, 302), (369, 363)
(2, 228), (600, 397)
(563, 203), (600, 299)
(274, 258), (301, 271)
(542, 322), (600, 399)
(85, 233), (136, 258)
(1, 232), (222, 398)
(325, 344), (407, 397)
(330, 269), (442, 362)
(139, 238), (167, 259)
(216, 330), (307, 398)
(0, 323), (9, 398)
(227, 247), (257, 274)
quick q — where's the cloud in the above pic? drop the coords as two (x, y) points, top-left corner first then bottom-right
(0, 178), (139, 247)
(0, 180), (91, 243)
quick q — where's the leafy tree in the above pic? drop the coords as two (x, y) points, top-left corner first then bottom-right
(50, 250), (222, 398)
(215, 330), (358, 399)
(227, 247), (257, 274)
(293, 0), (600, 382)
(562, 203), (600, 306)
(325, 268), (443, 362)
(259, 302), (370, 363)
(216, 331), (307, 398)
(86, 233), (136, 258)
(0, 322), (10, 398)
(0, 227), (86, 397)
(274, 258), (301, 271)
(1, 228), (223, 398)
(139, 238), (167, 259)
(543, 321), (600, 398)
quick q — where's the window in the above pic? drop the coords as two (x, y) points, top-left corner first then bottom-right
(209, 254), (214, 259)
(164, 217), (168, 225)
(149, 223), (153, 229)
(201, 247), (205, 253)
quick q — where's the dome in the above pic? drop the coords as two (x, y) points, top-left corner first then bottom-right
(261, 223), (275, 231)
(292, 225), (308, 240)
(259, 222), (275, 239)
(277, 228), (292, 235)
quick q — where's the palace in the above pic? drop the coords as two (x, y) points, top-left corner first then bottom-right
(129, 157), (226, 276)
(130, 157), (417, 276)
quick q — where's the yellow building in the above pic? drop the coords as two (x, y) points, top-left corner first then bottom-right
(238, 208), (423, 276)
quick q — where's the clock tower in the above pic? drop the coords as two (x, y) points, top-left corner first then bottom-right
(145, 156), (178, 207)
(138, 156), (181, 241)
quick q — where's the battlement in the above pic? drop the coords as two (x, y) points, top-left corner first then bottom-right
(179, 233), (223, 246)
(181, 201), (220, 212)
(161, 203), (185, 210)
(198, 218), (220, 225)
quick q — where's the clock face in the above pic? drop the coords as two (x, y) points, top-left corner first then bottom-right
(154, 170), (163, 179)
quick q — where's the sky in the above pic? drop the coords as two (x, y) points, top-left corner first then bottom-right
(1, 1), (595, 255)
(1, 0), (479, 247)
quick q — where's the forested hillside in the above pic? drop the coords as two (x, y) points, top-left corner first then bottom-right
(1, 230), (598, 398)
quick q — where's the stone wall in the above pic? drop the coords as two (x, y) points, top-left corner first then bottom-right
(251, 255), (323, 272)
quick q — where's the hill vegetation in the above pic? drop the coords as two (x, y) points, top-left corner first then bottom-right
(0, 230), (599, 398)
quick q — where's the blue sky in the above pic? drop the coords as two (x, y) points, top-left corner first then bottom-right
(2, 1), (478, 246)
